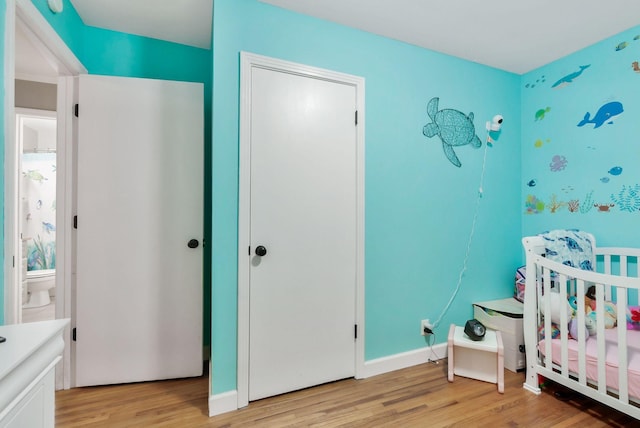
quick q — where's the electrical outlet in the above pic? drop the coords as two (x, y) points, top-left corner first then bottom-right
(421, 319), (433, 336)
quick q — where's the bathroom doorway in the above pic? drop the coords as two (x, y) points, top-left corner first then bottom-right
(16, 109), (57, 323)
(12, 4), (62, 326)
(5, 0), (87, 390)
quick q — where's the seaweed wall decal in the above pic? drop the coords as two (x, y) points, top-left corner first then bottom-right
(611, 184), (640, 212)
(579, 190), (595, 214)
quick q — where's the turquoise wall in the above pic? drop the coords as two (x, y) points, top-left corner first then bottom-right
(211, 0), (522, 394)
(0, 1), (212, 334)
(521, 26), (640, 247)
(16, 0), (638, 403)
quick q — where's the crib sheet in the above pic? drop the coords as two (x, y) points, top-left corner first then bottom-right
(539, 328), (640, 400)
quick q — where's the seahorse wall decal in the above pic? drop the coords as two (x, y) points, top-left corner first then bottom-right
(422, 97), (481, 167)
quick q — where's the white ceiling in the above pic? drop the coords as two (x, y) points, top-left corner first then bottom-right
(69, 0), (213, 49)
(260, 0), (640, 74)
(16, 0), (640, 76)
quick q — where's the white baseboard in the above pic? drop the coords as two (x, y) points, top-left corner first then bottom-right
(361, 343), (447, 378)
(208, 344), (448, 417)
(209, 390), (238, 417)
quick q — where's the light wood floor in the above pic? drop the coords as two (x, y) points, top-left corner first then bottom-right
(56, 361), (638, 427)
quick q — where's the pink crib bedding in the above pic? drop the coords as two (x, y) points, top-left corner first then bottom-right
(539, 328), (640, 400)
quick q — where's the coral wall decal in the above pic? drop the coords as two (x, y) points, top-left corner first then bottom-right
(547, 194), (566, 213)
(525, 195), (545, 214)
(567, 200), (580, 212)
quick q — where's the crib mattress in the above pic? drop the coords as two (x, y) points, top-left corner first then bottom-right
(538, 328), (640, 400)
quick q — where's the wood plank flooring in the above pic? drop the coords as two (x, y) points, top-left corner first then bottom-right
(56, 361), (639, 427)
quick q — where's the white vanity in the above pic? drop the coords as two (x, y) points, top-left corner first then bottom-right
(0, 319), (69, 428)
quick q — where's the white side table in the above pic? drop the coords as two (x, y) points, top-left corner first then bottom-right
(447, 324), (504, 393)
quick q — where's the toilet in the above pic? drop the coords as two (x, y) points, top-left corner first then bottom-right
(23, 269), (55, 308)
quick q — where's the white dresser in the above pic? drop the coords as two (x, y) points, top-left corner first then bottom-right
(0, 319), (69, 428)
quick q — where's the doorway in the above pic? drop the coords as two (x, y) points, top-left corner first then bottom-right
(5, 0), (205, 394)
(237, 52), (366, 406)
(5, 0), (86, 390)
(16, 109), (57, 323)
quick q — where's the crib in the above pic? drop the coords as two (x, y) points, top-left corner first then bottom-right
(522, 232), (640, 419)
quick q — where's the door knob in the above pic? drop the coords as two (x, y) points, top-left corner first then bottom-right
(187, 239), (199, 249)
(255, 245), (267, 256)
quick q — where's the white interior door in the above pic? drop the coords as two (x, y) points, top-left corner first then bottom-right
(248, 66), (357, 400)
(75, 74), (203, 387)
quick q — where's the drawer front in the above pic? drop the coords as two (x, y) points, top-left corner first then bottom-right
(473, 306), (521, 336)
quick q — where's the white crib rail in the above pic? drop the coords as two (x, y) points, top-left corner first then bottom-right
(522, 236), (640, 419)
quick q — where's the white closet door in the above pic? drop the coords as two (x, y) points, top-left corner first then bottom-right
(248, 66), (357, 400)
(75, 74), (203, 387)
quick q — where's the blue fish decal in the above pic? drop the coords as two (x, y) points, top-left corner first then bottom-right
(615, 42), (628, 51)
(552, 65), (590, 89)
(527, 179), (536, 187)
(608, 166), (622, 176)
(577, 101), (624, 128)
(42, 222), (56, 233)
(600, 177), (610, 183)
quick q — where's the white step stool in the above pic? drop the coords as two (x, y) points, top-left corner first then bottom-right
(447, 324), (504, 393)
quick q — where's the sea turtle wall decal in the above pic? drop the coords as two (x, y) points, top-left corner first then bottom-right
(422, 97), (482, 167)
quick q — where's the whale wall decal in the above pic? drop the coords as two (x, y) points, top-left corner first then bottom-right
(577, 101), (624, 128)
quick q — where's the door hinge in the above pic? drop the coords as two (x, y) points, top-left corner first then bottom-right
(12, 256), (15, 268)
(73, 215), (78, 229)
(355, 110), (358, 125)
(248, 246), (251, 256)
(74, 104), (79, 117)
(72, 328), (77, 341)
(354, 324), (358, 339)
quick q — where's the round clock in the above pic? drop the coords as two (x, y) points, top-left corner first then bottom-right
(48, 0), (64, 14)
